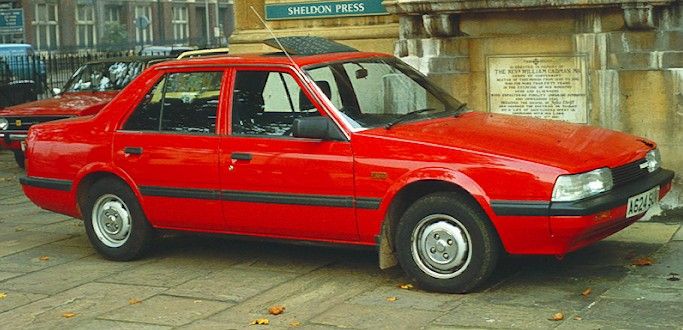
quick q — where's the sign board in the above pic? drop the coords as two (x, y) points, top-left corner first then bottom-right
(0, 9), (24, 34)
(265, 0), (388, 20)
(486, 55), (589, 123)
(134, 15), (150, 30)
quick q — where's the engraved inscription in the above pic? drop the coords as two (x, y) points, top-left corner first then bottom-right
(487, 55), (588, 123)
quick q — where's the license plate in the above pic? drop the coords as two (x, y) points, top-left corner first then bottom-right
(626, 187), (659, 218)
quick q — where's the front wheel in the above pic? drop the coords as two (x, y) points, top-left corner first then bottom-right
(396, 192), (500, 293)
(82, 178), (154, 261)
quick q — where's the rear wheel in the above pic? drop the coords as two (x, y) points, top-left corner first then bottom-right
(82, 178), (154, 261)
(396, 192), (500, 293)
(13, 150), (24, 169)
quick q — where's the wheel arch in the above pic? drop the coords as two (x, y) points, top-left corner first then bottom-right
(377, 168), (499, 269)
(74, 164), (143, 220)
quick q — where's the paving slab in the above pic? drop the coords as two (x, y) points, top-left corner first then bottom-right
(0, 230), (75, 257)
(578, 297), (683, 328)
(310, 303), (442, 329)
(673, 226), (683, 241)
(100, 294), (232, 327)
(0, 255), (146, 295)
(606, 222), (679, 244)
(70, 319), (172, 330)
(206, 265), (390, 328)
(166, 267), (298, 302)
(600, 275), (683, 301)
(0, 241), (93, 272)
(0, 270), (23, 281)
(0, 290), (47, 313)
(347, 284), (463, 312)
(431, 299), (569, 329)
(0, 282), (166, 329)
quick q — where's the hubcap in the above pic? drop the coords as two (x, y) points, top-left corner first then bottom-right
(411, 214), (472, 279)
(92, 194), (132, 248)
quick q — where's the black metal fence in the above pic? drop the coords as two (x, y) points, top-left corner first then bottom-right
(0, 50), (167, 107)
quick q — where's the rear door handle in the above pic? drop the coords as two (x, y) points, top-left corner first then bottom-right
(231, 152), (252, 161)
(124, 147), (143, 155)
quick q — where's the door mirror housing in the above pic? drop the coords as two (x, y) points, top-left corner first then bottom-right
(293, 117), (346, 141)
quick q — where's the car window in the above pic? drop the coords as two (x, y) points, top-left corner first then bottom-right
(123, 71), (223, 134)
(64, 61), (146, 92)
(231, 70), (320, 137)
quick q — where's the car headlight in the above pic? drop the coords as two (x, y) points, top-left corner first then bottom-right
(645, 149), (661, 173)
(552, 168), (613, 202)
(0, 117), (8, 130)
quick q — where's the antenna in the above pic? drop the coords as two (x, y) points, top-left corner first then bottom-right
(249, 6), (298, 68)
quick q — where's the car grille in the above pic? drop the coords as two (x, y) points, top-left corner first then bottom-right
(612, 158), (649, 187)
(2, 116), (70, 132)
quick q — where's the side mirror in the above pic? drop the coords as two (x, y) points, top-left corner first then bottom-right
(52, 88), (61, 96)
(293, 117), (346, 141)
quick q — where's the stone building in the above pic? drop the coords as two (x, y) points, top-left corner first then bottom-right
(0, 0), (235, 51)
(232, 0), (682, 205)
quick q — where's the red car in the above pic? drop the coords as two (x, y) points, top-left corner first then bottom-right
(0, 56), (168, 168)
(19, 45), (674, 293)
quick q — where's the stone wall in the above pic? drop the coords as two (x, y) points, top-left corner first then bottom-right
(386, 0), (682, 208)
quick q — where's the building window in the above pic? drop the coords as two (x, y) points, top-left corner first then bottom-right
(105, 5), (122, 23)
(134, 5), (153, 44)
(172, 6), (189, 43)
(76, 4), (97, 48)
(33, 3), (59, 50)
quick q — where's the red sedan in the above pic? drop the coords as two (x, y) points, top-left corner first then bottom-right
(19, 48), (674, 293)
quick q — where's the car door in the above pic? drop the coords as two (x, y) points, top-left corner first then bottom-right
(113, 69), (225, 231)
(220, 67), (357, 241)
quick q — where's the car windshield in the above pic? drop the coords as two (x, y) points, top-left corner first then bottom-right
(63, 60), (146, 92)
(304, 57), (465, 129)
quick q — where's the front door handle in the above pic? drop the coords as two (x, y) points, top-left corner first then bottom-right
(231, 152), (252, 161)
(124, 147), (143, 155)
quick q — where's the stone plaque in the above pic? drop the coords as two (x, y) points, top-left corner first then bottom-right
(486, 55), (588, 123)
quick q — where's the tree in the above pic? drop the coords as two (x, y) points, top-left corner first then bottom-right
(99, 22), (129, 51)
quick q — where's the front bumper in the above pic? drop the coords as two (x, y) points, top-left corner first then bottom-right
(0, 132), (24, 150)
(491, 169), (675, 255)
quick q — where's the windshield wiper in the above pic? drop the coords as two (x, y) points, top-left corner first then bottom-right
(385, 108), (436, 129)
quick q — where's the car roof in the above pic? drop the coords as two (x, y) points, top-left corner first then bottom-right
(85, 55), (172, 64)
(156, 51), (393, 69)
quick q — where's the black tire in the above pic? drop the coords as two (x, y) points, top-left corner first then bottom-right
(82, 178), (154, 261)
(13, 150), (25, 169)
(396, 192), (500, 293)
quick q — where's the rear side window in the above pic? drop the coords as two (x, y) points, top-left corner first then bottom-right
(123, 71), (223, 134)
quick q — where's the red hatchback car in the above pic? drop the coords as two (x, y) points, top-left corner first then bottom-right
(0, 56), (168, 168)
(20, 46), (674, 293)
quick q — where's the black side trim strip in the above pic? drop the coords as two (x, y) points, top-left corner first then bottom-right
(490, 201), (550, 216)
(19, 176), (72, 191)
(139, 185), (381, 209)
(140, 186), (220, 200)
(356, 198), (382, 210)
(221, 190), (353, 207)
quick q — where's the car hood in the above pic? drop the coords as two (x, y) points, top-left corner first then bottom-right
(359, 112), (653, 173)
(0, 91), (118, 117)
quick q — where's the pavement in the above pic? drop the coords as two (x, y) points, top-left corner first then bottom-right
(0, 149), (681, 329)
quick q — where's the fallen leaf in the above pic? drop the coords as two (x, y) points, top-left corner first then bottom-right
(580, 287), (592, 298)
(667, 273), (680, 281)
(128, 298), (142, 305)
(268, 305), (285, 315)
(15, 227), (24, 232)
(39, 256), (50, 261)
(549, 312), (564, 321)
(193, 300), (203, 303)
(398, 283), (414, 290)
(386, 296), (398, 302)
(631, 257), (654, 267)
(289, 320), (302, 327)
(62, 312), (77, 318)
(250, 318), (269, 325)
(574, 316), (583, 321)
(0, 292), (6, 300)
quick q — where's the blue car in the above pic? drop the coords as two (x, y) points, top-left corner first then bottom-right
(0, 44), (46, 87)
